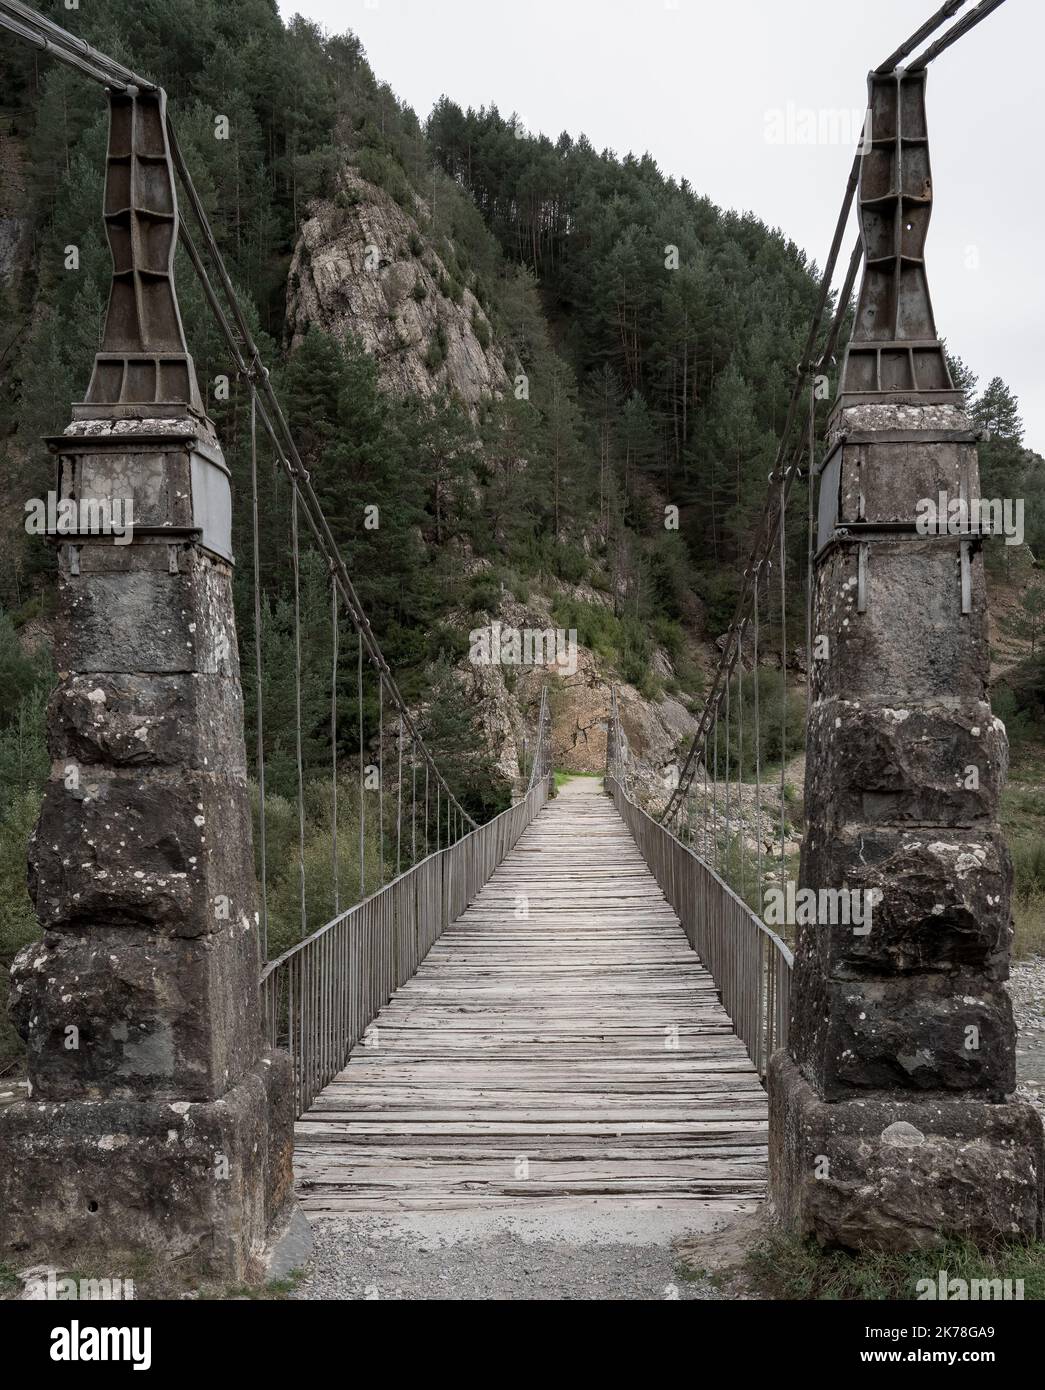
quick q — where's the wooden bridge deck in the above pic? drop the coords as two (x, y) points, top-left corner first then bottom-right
(294, 777), (769, 1212)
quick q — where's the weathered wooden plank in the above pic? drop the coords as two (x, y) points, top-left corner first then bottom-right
(297, 1196), (763, 1214)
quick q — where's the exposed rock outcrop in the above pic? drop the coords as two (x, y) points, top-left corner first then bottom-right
(452, 581), (702, 790)
(286, 169), (507, 408)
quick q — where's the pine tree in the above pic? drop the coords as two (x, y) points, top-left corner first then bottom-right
(975, 377), (1024, 445)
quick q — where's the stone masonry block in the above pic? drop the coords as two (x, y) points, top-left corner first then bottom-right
(788, 967), (1015, 1100)
(48, 672), (246, 773)
(805, 698), (1005, 830)
(836, 438), (977, 527)
(799, 825), (1011, 976)
(769, 1052), (1042, 1251)
(0, 1052), (295, 1282)
(29, 767), (257, 937)
(10, 924), (261, 1102)
(810, 540), (989, 705)
(54, 544), (240, 680)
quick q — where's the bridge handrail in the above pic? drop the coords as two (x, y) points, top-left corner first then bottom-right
(605, 772), (792, 1079)
(605, 688), (791, 1078)
(262, 697), (553, 1116)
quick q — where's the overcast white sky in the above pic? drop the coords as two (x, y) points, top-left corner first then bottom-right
(277, 0), (1044, 452)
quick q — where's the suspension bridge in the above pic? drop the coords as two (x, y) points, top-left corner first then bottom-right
(0, 0), (1040, 1282)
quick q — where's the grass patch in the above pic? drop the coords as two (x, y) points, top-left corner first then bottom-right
(1002, 794), (1045, 958)
(1001, 783), (1045, 832)
(998, 768), (1045, 958)
(1007, 744), (1045, 786)
(1012, 835), (1045, 896)
(1014, 892), (1045, 958)
(743, 1231), (1045, 1301)
(219, 1268), (306, 1300)
(553, 769), (603, 793)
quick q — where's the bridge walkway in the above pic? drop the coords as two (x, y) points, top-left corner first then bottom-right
(293, 777), (768, 1213)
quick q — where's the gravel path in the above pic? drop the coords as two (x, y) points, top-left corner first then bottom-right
(291, 1208), (750, 1301)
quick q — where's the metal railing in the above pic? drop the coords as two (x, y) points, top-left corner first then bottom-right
(606, 692), (791, 1079)
(262, 692), (552, 1116)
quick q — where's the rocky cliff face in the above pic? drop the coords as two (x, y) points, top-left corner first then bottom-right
(449, 575), (702, 794)
(285, 166), (701, 793)
(286, 169), (507, 408)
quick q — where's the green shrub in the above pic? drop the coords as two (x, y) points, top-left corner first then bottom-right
(716, 666), (805, 776)
(994, 652), (1045, 769)
(993, 687), (1032, 754)
(1013, 835), (1045, 897)
(471, 307), (491, 350)
(651, 615), (684, 660)
(0, 789), (40, 964)
(697, 570), (740, 637)
(424, 621), (469, 664)
(355, 147), (413, 208)
(466, 575), (500, 614)
(552, 543), (588, 584)
(424, 324), (448, 372)
(550, 596), (657, 697)
(256, 779), (397, 963)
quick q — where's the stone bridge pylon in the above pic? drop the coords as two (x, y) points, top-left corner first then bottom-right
(0, 88), (295, 1281)
(769, 66), (1043, 1248)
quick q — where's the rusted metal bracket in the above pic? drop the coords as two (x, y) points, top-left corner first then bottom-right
(838, 66), (961, 407)
(81, 87), (205, 418)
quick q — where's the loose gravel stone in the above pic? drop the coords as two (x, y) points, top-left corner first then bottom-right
(292, 1212), (732, 1302)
